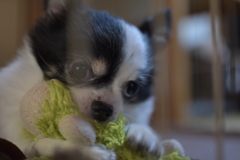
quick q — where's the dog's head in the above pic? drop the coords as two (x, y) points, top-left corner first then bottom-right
(30, 0), (171, 123)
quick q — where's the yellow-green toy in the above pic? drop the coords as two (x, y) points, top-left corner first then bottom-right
(20, 79), (189, 160)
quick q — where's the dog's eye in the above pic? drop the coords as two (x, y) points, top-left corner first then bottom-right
(123, 81), (140, 98)
(70, 62), (92, 80)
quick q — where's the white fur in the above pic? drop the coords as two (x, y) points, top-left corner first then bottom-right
(111, 21), (154, 123)
(161, 139), (185, 157)
(27, 138), (116, 160)
(125, 124), (161, 155)
(115, 21), (150, 86)
(0, 38), (44, 151)
(123, 97), (154, 125)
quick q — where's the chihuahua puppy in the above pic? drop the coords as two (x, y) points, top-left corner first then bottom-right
(0, 0), (171, 159)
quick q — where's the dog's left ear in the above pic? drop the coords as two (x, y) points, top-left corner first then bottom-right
(44, 0), (84, 16)
(139, 8), (171, 53)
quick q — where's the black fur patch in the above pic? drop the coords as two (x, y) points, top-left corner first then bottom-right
(66, 9), (124, 88)
(89, 10), (124, 88)
(30, 7), (124, 87)
(29, 13), (68, 83)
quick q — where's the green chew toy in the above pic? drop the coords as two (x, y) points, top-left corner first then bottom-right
(23, 79), (189, 160)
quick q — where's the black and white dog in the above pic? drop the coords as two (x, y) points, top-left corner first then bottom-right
(0, 0), (172, 159)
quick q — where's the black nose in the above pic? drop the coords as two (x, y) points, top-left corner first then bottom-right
(91, 101), (113, 122)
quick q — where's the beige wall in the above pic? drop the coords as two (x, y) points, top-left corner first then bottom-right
(84, 0), (165, 25)
(0, 0), (30, 66)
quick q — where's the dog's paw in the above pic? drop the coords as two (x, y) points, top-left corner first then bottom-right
(125, 124), (162, 157)
(161, 139), (185, 157)
(89, 144), (116, 160)
(52, 144), (116, 160)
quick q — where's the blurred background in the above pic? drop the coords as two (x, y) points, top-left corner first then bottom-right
(0, 0), (240, 160)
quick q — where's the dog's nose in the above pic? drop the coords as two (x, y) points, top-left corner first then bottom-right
(91, 101), (113, 122)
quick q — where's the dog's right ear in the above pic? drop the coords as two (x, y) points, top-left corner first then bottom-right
(44, 0), (69, 16)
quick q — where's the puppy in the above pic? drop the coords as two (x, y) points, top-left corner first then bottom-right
(0, 0), (171, 159)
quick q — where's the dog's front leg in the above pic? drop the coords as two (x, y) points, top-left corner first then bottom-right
(25, 138), (116, 160)
(125, 123), (162, 157)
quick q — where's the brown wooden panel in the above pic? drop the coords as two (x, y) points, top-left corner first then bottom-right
(165, 0), (191, 127)
(28, 0), (45, 29)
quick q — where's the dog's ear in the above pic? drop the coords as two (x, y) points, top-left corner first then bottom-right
(44, 0), (83, 16)
(44, 0), (69, 15)
(139, 8), (171, 53)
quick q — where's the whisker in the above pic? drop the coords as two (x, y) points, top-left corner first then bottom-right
(124, 113), (137, 124)
(37, 53), (69, 83)
(135, 81), (144, 89)
(140, 73), (154, 78)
